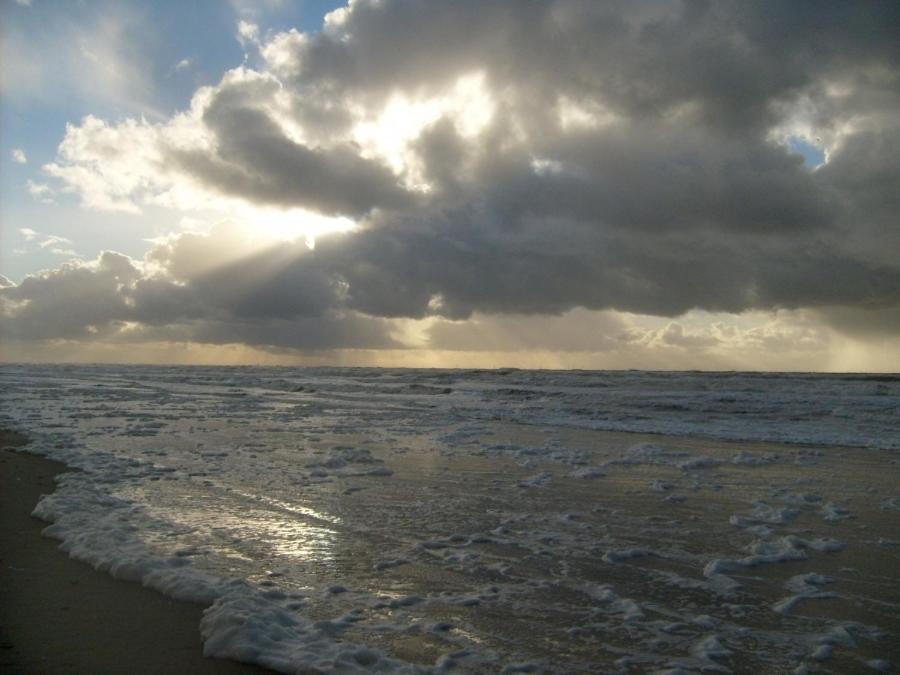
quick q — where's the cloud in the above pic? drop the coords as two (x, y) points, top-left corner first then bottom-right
(236, 20), (260, 47)
(1, 251), (140, 340)
(167, 73), (412, 215)
(11, 148), (27, 163)
(427, 310), (629, 353)
(814, 306), (900, 340)
(652, 322), (722, 350)
(230, 0), (285, 20)
(9, 1), (900, 361)
(0, 230), (398, 351)
(16, 227), (73, 252)
(26, 180), (54, 203)
(36, 234), (73, 249)
(0, 231), (892, 370)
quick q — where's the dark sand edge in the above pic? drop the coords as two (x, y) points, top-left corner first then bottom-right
(0, 429), (271, 675)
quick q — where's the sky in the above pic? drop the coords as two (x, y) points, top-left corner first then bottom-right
(1, 0), (898, 371)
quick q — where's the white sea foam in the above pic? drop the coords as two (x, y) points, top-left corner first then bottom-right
(1, 364), (898, 673)
(704, 536), (846, 577)
(772, 574), (837, 615)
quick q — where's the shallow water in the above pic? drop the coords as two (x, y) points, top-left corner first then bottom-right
(1, 365), (898, 672)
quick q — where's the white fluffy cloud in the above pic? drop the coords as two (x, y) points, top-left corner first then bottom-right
(236, 20), (260, 47)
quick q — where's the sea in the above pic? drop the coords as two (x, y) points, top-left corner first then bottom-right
(1, 364), (898, 673)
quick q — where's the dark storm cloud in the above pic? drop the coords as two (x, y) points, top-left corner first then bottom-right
(815, 306), (900, 340)
(130, 314), (399, 351)
(280, 0), (898, 131)
(0, 235), (398, 351)
(140, 226), (342, 321)
(250, 0), (900, 321)
(410, 116), (836, 235)
(167, 76), (411, 216)
(314, 207), (899, 321)
(814, 126), (900, 267)
(6, 0), (900, 349)
(192, 314), (397, 350)
(1, 252), (139, 340)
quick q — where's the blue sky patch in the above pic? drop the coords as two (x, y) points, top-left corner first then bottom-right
(788, 135), (826, 169)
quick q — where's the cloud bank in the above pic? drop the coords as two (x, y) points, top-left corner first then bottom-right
(3, 0), (899, 368)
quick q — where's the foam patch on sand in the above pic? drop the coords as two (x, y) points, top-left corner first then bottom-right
(704, 536), (846, 577)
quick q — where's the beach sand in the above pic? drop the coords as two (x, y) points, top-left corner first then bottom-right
(0, 429), (270, 675)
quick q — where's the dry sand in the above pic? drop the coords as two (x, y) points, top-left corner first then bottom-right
(0, 429), (270, 675)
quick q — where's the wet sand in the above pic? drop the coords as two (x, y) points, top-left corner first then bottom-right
(0, 429), (269, 675)
(2, 419), (898, 672)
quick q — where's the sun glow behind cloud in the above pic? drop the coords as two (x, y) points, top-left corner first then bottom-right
(352, 71), (495, 184)
(240, 206), (356, 246)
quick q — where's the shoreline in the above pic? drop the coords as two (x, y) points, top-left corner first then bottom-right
(2, 408), (896, 671)
(0, 429), (269, 675)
